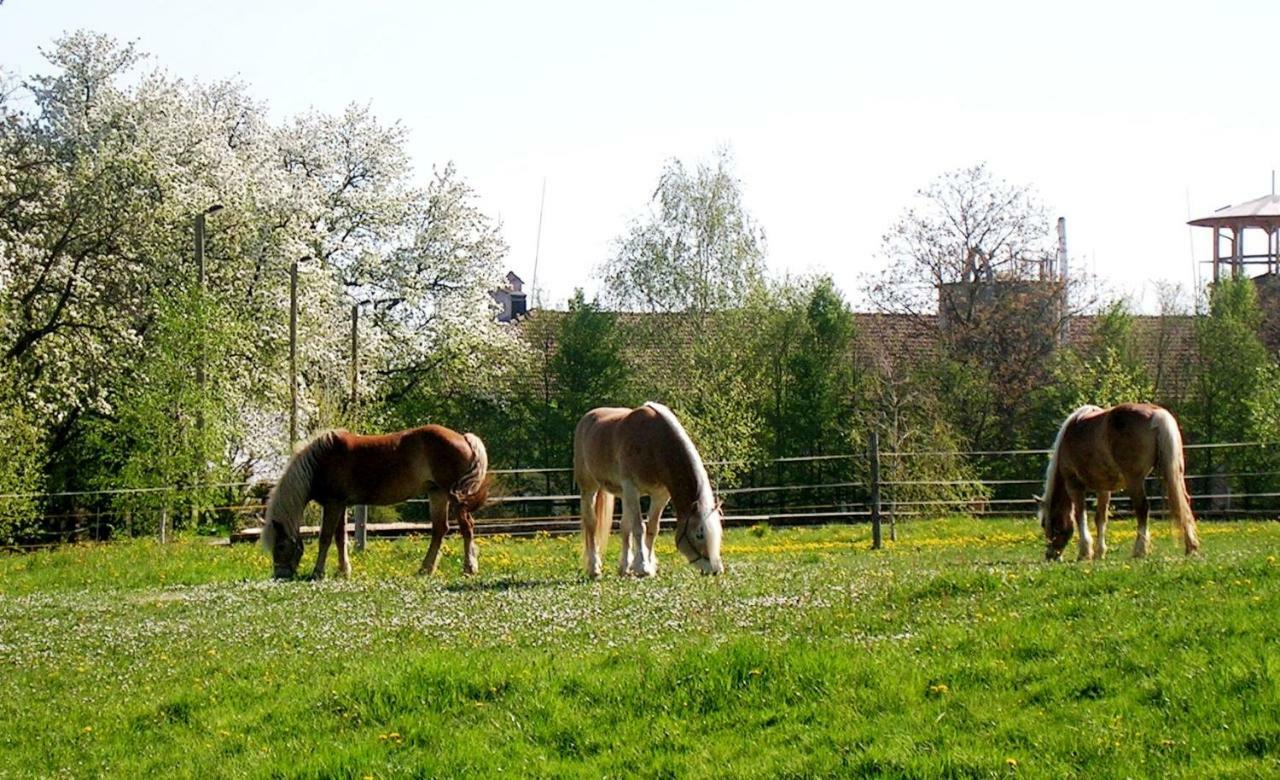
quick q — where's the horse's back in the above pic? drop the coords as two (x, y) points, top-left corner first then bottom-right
(1061, 403), (1164, 487)
(311, 425), (468, 505)
(575, 405), (677, 491)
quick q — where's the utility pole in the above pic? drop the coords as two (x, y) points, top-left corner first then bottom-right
(870, 431), (882, 550)
(288, 258), (306, 448)
(192, 205), (223, 414)
(350, 301), (367, 551)
(350, 303), (359, 412)
(191, 204), (222, 529)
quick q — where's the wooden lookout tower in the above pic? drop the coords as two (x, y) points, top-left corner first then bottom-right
(1188, 189), (1280, 281)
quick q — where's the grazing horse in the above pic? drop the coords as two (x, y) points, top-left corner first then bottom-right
(573, 402), (725, 578)
(1037, 403), (1199, 561)
(261, 425), (489, 579)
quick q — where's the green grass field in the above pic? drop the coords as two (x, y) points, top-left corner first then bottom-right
(2, 518), (1278, 778)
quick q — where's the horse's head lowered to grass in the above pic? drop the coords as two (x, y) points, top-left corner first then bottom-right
(1035, 492), (1073, 561)
(674, 498), (725, 575)
(264, 520), (304, 579)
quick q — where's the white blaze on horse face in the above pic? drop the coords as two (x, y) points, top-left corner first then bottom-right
(689, 506), (725, 575)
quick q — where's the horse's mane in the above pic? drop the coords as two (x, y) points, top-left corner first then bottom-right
(1041, 406), (1100, 513)
(261, 429), (344, 551)
(644, 401), (714, 520)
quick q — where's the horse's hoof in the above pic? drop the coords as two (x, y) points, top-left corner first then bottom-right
(309, 571), (325, 582)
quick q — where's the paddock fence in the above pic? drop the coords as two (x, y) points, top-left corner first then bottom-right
(3, 439), (1280, 550)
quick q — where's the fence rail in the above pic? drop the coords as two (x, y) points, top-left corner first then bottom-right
(6, 439), (1280, 550)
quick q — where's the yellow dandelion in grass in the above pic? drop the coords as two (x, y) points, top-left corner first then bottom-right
(1267, 555), (1277, 566)
(927, 683), (949, 697)
(1005, 757), (1018, 768)
(82, 726), (93, 734)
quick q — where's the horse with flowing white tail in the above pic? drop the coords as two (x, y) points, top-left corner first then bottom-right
(573, 402), (725, 578)
(261, 425), (489, 579)
(1036, 403), (1199, 561)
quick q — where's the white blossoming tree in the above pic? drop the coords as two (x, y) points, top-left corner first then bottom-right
(0, 32), (521, 536)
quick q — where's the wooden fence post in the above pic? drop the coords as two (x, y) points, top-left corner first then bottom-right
(159, 506), (169, 544)
(871, 431), (882, 550)
(354, 505), (367, 552)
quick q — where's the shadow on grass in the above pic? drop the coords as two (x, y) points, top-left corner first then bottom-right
(442, 576), (568, 593)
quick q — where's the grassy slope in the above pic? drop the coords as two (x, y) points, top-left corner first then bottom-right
(1, 519), (1278, 778)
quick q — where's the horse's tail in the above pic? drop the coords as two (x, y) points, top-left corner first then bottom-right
(449, 432), (490, 524)
(262, 431), (338, 553)
(593, 489), (614, 554)
(1153, 409), (1200, 554)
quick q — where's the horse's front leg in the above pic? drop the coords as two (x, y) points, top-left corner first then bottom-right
(618, 485), (641, 576)
(334, 505), (351, 578)
(1072, 491), (1092, 562)
(642, 492), (669, 577)
(1093, 491), (1110, 560)
(1130, 481), (1151, 558)
(418, 491), (449, 575)
(311, 504), (344, 580)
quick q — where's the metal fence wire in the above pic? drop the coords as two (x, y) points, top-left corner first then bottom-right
(3, 440), (1279, 548)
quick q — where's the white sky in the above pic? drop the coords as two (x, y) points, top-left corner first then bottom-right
(3, 0), (1279, 312)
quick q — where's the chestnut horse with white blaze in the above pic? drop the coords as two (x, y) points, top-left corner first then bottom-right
(261, 425), (489, 579)
(1037, 403), (1199, 561)
(574, 402), (724, 577)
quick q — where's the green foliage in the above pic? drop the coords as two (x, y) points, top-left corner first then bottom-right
(849, 345), (991, 512)
(633, 307), (766, 486)
(1040, 300), (1155, 415)
(82, 290), (244, 530)
(763, 277), (862, 456)
(602, 147), (766, 314)
(1187, 278), (1270, 447)
(0, 377), (46, 545)
(543, 290), (630, 449)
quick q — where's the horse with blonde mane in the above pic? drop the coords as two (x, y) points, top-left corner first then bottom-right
(261, 425), (489, 579)
(573, 402), (725, 578)
(1036, 403), (1199, 561)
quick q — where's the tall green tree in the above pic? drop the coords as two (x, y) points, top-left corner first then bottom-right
(601, 147), (765, 314)
(1185, 278), (1278, 508)
(762, 277), (860, 457)
(0, 31), (525, 535)
(545, 290), (630, 441)
(1038, 299), (1154, 420)
(871, 163), (1084, 450)
(1186, 278), (1269, 448)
